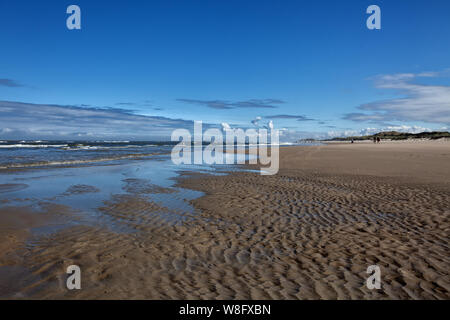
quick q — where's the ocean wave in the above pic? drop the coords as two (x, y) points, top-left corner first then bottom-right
(0, 153), (160, 170)
(0, 143), (162, 150)
(0, 144), (68, 148)
(96, 140), (130, 143)
(63, 146), (99, 150)
(62, 144), (159, 150)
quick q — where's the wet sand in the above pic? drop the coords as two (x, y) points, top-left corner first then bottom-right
(0, 140), (449, 299)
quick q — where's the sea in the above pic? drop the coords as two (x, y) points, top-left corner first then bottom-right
(0, 140), (176, 169)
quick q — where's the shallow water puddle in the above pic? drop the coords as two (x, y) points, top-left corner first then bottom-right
(0, 154), (252, 233)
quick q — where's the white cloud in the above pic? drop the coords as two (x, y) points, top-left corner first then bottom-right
(251, 116), (262, 127)
(345, 71), (450, 124)
(221, 122), (232, 131)
(0, 100), (201, 140)
(325, 125), (433, 139)
(381, 125), (432, 134)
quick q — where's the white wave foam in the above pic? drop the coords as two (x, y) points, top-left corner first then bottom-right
(0, 144), (68, 148)
(0, 153), (159, 170)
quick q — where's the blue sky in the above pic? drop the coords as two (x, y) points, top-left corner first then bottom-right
(1, 0), (449, 140)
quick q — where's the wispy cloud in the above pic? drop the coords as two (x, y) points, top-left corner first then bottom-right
(115, 102), (137, 106)
(264, 114), (315, 121)
(0, 79), (24, 87)
(0, 100), (200, 140)
(344, 71), (450, 124)
(177, 98), (284, 109)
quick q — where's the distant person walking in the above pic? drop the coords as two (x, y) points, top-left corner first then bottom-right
(373, 137), (377, 144)
(377, 137), (381, 143)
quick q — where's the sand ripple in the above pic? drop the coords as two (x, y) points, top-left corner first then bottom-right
(7, 167), (448, 299)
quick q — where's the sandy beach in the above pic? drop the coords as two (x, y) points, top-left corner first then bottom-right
(0, 140), (449, 299)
